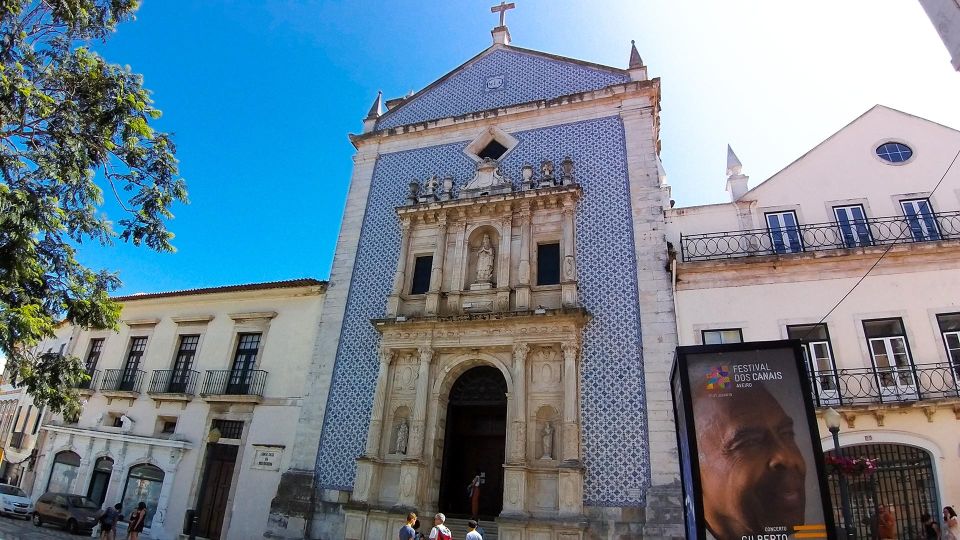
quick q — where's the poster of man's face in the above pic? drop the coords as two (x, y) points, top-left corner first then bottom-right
(685, 347), (828, 540)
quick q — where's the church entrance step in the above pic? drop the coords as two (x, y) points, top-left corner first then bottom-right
(442, 517), (498, 540)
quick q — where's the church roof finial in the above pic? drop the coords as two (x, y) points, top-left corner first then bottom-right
(365, 90), (383, 120)
(490, 2), (515, 45)
(629, 40), (644, 69)
(726, 144), (743, 177)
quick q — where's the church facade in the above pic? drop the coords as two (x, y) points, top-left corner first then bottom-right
(267, 18), (682, 540)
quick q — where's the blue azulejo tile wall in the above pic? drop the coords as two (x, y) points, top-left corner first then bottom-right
(376, 48), (629, 131)
(315, 115), (650, 507)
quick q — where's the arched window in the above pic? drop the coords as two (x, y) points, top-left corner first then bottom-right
(46, 451), (81, 493)
(121, 464), (164, 528)
(87, 457), (114, 506)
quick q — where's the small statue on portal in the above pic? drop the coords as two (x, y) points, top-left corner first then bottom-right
(541, 422), (554, 460)
(395, 419), (409, 455)
(476, 234), (495, 284)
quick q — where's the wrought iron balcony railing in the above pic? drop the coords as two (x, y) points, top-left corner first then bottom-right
(100, 369), (146, 393)
(680, 211), (960, 261)
(76, 370), (100, 390)
(808, 361), (960, 407)
(148, 369), (200, 395)
(200, 369), (268, 397)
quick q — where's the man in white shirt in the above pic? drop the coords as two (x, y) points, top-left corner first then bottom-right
(429, 513), (452, 540)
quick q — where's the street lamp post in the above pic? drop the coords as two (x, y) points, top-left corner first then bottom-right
(824, 407), (855, 540)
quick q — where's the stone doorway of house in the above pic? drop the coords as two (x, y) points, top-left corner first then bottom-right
(438, 366), (507, 520)
(195, 443), (238, 539)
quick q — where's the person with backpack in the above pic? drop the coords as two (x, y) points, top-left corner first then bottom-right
(429, 512), (452, 540)
(98, 503), (122, 540)
(466, 519), (482, 540)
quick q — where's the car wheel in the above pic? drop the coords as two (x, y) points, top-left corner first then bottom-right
(67, 518), (79, 534)
(32, 513), (42, 526)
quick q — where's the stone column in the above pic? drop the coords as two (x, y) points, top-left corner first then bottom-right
(515, 203), (532, 310)
(363, 350), (393, 457)
(387, 217), (413, 316)
(560, 196), (578, 308)
(508, 343), (528, 464)
(446, 219), (467, 314)
(496, 214), (513, 311)
(426, 214), (448, 316)
(560, 341), (580, 462)
(408, 347), (432, 458)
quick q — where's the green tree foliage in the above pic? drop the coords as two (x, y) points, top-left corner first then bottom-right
(0, 0), (186, 419)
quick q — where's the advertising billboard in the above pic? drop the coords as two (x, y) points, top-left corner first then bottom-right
(671, 340), (836, 540)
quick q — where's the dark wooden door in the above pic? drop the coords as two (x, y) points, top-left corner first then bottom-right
(196, 444), (238, 540)
(438, 366), (507, 519)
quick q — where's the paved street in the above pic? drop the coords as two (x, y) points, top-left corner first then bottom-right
(0, 514), (91, 539)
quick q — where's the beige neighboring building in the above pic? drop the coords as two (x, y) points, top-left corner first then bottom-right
(30, 279), (325, 540)
(667, 105), (960, 539)
(919, 0), (960, 70)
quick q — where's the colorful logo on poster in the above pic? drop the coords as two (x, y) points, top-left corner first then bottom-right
(705, 365), (731, 390)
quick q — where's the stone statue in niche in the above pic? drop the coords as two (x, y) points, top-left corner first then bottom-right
(476, 234), (495, 284)
(395, 419), (409, 454)
(541, 422), (554, 460)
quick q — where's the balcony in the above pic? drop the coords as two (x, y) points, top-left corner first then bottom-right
(680, 211), (960, 261)
(808, 361), (960, 408)
(199, 370), (268, 403)
(147, 370), (199, 407)
(99, 369), (146, 405)
(75, 370), (100, 395)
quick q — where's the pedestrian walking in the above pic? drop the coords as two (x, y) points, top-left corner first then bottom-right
(127, 502), (147, 540)
(399, 512), (417, 540)
(429, 512), (452, 540)
(466, 519), (482, 540)
(944, 506), (960, 540)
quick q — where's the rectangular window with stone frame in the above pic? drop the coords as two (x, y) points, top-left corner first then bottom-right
(537, 243), (560, 285)
(410, 255), (432, 295)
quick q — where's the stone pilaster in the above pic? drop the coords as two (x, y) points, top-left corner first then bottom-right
(515, 202), (532, 310)
(560, 195), (578, 307)
(497, 214), (513, 311)
(364, 350), (393, 456)
(560, 341), (580, 462)
(426, 214), (447, 316)
(408, 347), (432, 458)
(509, 343), (529, 464)
(387, 217), (413, 317)
(621, 100), (684, 538)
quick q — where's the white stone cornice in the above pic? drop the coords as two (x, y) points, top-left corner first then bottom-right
(171, 314), (215, 324)
(41, 424), (193, 450)
(229, 311), (278, 321)
(349, 79), (660, 152)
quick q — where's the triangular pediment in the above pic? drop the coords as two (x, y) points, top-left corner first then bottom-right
(742, 105), (960, 201)
(375, 45), (629, 130)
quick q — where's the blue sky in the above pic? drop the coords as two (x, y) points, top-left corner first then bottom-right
(78, 1), (960, 295)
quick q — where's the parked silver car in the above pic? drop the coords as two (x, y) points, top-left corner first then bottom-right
(0, 484), (32, 519)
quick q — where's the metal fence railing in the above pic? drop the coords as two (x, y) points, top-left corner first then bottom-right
(200, 369), (268, 397)
(809, 361), (960, 407)
(680, 211), (960, 261)
(100, 369), (146, 393)
(148, 369), (200, 395)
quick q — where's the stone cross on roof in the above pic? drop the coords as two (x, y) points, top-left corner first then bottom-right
(491, 1), (515, 28)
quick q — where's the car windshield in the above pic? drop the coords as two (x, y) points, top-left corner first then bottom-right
(68, 496), (98, 509)
(0, 485), (26, 497)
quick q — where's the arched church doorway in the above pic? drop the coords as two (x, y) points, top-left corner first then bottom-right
(825, 443), (939, 540)
(438, 366), (507, 519)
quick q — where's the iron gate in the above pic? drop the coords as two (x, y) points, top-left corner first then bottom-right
(826, 444), (939, 540)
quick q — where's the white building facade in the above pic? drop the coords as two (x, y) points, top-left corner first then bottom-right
(667, 106), (960, 539)
(31, 279), (325, 540)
